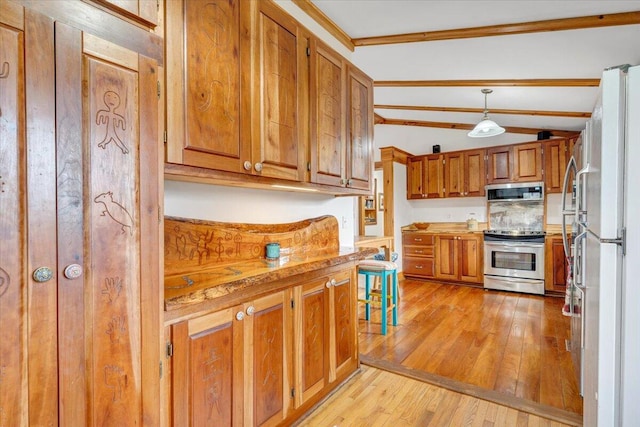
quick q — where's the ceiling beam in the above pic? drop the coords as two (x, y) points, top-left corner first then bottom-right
(291, 0), (355, 51)
(374, 79), (600, 87)
(374, 104), (591, 118)
(377, 117), (579, 138)
(353, 11), (640, 46)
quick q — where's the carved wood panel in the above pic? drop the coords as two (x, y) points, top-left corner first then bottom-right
(347, 66), (373, 190)
(258, 8), (301, 179)
(0, 23), (25, 427)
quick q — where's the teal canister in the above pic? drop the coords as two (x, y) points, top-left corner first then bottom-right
(265, 242), (280, 259)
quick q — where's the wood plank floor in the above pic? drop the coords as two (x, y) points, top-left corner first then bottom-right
(358, 279), (583, 415)
(297, 365), (576, 427)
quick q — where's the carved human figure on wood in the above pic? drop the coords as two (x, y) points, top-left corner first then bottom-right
(188, 230), (214, 264)
(96, 90), (129, 154)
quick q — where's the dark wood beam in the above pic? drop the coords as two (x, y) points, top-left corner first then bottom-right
(374, 104), (591, 118)
(374, 79), (600, 87)
(353, 11), (640, 46)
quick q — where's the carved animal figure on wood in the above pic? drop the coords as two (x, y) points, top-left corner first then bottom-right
(94, 192), (134, 235)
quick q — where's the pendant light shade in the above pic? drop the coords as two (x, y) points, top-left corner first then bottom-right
(468, 89), (505, 138)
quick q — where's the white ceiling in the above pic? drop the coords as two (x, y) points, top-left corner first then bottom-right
(308, 1), (640, 150)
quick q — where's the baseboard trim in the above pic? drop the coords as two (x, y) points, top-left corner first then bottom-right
(359, 354), (583, 427)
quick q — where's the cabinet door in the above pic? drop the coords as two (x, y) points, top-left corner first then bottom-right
(435, 235), (458, 281)
(293, 278), (329, 408)
(166, 0), (251, 173)
(487, 145), (513, 184)
(0, 18), (29, 426)
(545, 237), (568, 293)
(310, 39), (347, 187)
(464, 149), (486, 197)
(544, 138), (569, 193)
(406, 156), (425, 199)
(247, 291), (291, 427)
(328, 269), (358, 382)
(458, 235), (483, 283)
(346, 65), (374, 190)
(424, 154), (444, 198)
(403, 257), (435, 278)
(172, 307), (242, 426)
(252, 1), (307, 181)
(513, 142), (543, 182)
(444, 152), (464, 197)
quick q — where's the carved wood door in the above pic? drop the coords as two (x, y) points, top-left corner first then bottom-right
(346, 65), (374, 191)
(0, 8), (160, 425)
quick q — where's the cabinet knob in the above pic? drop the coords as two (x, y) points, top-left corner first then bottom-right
(33, 267), (53, 283)
(246, 305), (255, 316)
(243, 161), (252, 171)
(254, 162), (263, 172)
(235, 311), (245, 321)
(63, 264), (83, 280)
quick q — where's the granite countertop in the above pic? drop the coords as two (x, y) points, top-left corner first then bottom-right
(401, 222), (488, 234)
(164, 246), (377, 314)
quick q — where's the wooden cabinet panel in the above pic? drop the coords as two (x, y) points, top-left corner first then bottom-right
(402, 232), (436, 279)
(444, 152), (464, 197)
(310, 40), (346, 187)
(464, 149), (487, 197)
(544, 137), (577, 193)
(424, 154), (444, 198)
(172, 291), (291, 427)
(458, 235), (483, 283)
(435, 235), (458, 281)
(252, 1), (307, 181)
(545, 236), (569, 293)
(346, 65), (374, 190)
(90, 0), (158, 26)
(330, 269), (357, 380)
(433, 234), (483, 284)
(487, 145), (512, 184)
(513, 142), (543, 182)
(406, 156), (424, 199)
(403, 257), (435, 277)
(166, 0), (251, 173)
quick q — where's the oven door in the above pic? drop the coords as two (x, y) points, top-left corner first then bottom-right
(484, 241), (545, 280)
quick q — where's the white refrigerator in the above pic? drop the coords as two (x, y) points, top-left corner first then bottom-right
(564, 65), (640, 426)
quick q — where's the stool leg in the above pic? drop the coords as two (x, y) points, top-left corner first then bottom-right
(364, 273), (371, 321)
(381, 272), (387, 335)
(392, 270), (398, 326)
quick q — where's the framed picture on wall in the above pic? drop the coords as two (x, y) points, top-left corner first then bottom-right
(378, 194), (384, 211)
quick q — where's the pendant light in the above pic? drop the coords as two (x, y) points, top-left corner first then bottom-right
(468, 88), (505, 138)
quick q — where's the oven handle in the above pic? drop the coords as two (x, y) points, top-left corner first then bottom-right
(485, 275), (543, 285)
(484, 241), (544, 249)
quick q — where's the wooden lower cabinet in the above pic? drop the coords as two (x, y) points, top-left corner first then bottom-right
(171, 291), (292, 426)
(435, 234), (483, 283)
(545, 236), (569, 293)
(402, 233), (436, 278)
(168, 267), (358, 426)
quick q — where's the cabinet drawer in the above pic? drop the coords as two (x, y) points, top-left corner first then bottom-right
(402, 233), (435, 245)
(403, 258), (435, 277)
(404, 245), (434, 257)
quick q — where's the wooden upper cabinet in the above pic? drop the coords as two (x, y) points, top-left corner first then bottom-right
(166, 0), (251, 173)
(346, 65), (374, 191)
(487, 142), (543, 184)
(406, 156), (424, 199)
(513, 142), (543, 182)
(544, 137), (577, 193)
(89, 0), (158, 27)
(487, 145), (513, 184)
(464, 149), (487, 197)
(310, 40), (373, 190)
(251, 0), (308, 181)
(424, 154), (444, 198)
(444, 152), (464, 197)
(309, 38), (347, 187)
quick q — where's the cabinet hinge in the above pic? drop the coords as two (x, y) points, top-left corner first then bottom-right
(291, 388), (296, 398)
(290, 299), (295, 309)
(307, 162), (311, 171)
(157, 81), (161, 99)
(163, 130), (167, 144)
(306, 47), (310, 57)
(166, 342), (174, 358)
(159, 360), (163, 379)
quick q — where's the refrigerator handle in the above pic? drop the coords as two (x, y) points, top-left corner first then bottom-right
(574, 163), (590, 225)
(573, 230), (588, 287)
(561, 156), (577, 259)
(573, 283), (586, 349)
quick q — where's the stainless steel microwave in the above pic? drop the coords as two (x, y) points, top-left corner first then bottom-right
(486, 182), (544, 202)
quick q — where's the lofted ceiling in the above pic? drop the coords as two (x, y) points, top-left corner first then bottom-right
(298, 1), (640, 152)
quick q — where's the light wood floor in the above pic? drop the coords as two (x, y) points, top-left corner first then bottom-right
(358, 279), (582, 413)
(297, 365), (575, 427)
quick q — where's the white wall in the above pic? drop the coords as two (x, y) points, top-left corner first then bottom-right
(164, 181), (358, 248)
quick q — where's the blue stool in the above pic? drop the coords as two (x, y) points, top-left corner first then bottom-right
(358, 259), (398, 335)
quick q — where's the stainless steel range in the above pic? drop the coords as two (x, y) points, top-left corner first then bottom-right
(483, 183), (545, 295)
